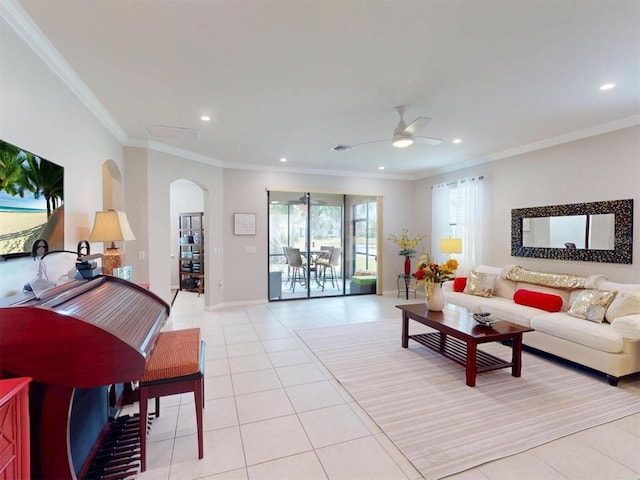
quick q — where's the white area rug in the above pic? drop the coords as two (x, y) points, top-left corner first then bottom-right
(296, 320), (640, 479)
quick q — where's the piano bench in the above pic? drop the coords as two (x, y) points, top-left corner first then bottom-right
(138, 328), (206, 472)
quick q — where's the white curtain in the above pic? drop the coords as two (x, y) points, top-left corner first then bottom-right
(431, 183), (450, 261)
(431, 177), (485, 275)
(457, 177), (484, 274)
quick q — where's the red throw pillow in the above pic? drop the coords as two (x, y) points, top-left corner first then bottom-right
(453, 277), (467, 293)
(513, 289), (562, 312)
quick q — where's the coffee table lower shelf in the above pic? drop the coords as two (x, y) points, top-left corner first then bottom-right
(410, 332), (513, 373)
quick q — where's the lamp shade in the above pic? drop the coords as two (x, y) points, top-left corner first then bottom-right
(89, 210), (136, 243)
(439, 237), (462, 254)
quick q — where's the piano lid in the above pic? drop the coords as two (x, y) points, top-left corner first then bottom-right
(0, 276), (170, 387)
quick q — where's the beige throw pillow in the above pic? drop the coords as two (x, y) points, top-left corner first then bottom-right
(463, 271), (497, 298)
(568, 290), (617, 323)
(604, 291), (640, 323)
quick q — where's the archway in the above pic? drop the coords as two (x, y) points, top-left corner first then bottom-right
(101, 160), (124, 210)
(170, 179), (205, 296)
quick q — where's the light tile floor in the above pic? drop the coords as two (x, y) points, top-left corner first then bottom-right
(131, 292), (640, 480)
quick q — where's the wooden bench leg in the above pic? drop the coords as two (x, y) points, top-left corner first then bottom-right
(194, 377), (204, 459)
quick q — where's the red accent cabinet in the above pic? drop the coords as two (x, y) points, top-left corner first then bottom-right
(0, 378), (31, 480)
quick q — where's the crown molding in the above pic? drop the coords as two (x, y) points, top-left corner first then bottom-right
(0, 0), (128, 144)
(222, 160), (412, 180)
(126, 139), (225, 167)
(126, 138), (411, 180)
(416, 114), (640, 179)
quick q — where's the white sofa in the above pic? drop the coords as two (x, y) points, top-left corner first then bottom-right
(442, 265), (640, 385)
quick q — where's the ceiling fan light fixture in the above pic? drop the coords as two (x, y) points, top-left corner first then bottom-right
(392, 133), (414, 148)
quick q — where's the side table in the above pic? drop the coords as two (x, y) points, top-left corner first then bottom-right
(0, 377), (31, 479)
(397, 274), (416, 299)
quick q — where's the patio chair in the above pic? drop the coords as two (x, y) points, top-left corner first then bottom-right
(317, 246), (341, 290)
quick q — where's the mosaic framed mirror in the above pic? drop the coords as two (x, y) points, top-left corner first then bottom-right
(511, 199), (633, 264)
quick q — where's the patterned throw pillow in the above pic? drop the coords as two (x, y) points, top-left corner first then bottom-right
(605, 292), (640, 323)
(463, 271), (496, 297)
(568, 290), (617, 323)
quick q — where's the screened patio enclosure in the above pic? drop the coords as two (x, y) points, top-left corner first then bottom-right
(268, 191), (379, 300)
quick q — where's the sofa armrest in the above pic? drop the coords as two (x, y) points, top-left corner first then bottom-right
(442, 280), (454, 293)
(610, 314), (640, 340)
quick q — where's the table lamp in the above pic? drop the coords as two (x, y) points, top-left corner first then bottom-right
(439, 238), (462, 259)
(89, 210), (136, 275)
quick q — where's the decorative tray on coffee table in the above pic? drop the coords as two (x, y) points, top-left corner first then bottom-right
(473, 312), (498, 327)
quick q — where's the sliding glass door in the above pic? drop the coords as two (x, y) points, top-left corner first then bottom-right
(268, 191), (378, 301)
(352, 199), (377, 273)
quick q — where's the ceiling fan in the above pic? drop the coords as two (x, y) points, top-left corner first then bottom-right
(331, 106), (443, 151)
(286, 194), (327, 206)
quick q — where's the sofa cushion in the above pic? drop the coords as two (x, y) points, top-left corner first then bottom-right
(453, 277), (467, 292)
(351, 275), (376, 286)
(531, 313), (624, 353)
(478, 298), (542, 328)
(598, 281), (640, 293)
(503, 265), (587, 289)
(605, 291), (640, 323)
(568, 290), (617, 323)
(610, 314), (640, 340)
(514, 289), (563, 312)
(444, 291), (491, 313)
(463, 270), (496, 297)
(477, 265), (517, 299)
(354, 270), (377, 277)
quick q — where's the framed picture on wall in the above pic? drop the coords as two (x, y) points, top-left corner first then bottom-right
(234, 213), (256, 235)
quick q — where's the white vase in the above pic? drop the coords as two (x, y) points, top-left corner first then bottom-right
(427, 282), (445, 312)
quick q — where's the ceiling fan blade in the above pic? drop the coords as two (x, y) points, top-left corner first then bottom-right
(404, 117), (431, 135)
(353, 138), (394, 147)
(331, 139), (392, 151)
(414, 135), (443, 146)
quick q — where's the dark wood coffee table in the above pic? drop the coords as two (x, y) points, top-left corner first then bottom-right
(397, 303), (534, 387)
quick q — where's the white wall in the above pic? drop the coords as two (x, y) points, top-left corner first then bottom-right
(0, 17), (124, 298)
(222, 169), (414, 304)
(125, 148), (223, 306)
(414, 126), (640, 283)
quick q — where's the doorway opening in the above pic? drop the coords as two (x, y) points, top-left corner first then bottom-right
(170, 179), (205, 299)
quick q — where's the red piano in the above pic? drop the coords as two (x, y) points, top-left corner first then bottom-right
(0, 275), (170, 479)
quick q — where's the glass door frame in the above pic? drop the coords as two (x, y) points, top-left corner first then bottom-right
(268, 190), (380, 301)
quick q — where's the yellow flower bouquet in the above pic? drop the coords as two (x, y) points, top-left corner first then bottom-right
(388, 229), (425, 258)
(414, 250), (458, 298)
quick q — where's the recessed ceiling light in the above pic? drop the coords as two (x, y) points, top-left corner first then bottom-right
(200, 115), (210, 121)
(599, 83), (615, 91)
(270, 200), (279, 204)
(378, 166), (385, 170)
(453, 138), (462, 144)
(280, 157), (287, 162)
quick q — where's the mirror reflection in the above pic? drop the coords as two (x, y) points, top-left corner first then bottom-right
(511, 199), (633, 264)
(522, 214), (615, 250)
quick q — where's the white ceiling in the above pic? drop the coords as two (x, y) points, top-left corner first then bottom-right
(10, 0), (640, 178)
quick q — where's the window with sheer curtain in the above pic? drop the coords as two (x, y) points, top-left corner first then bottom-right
(431, 176), (485, 274)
